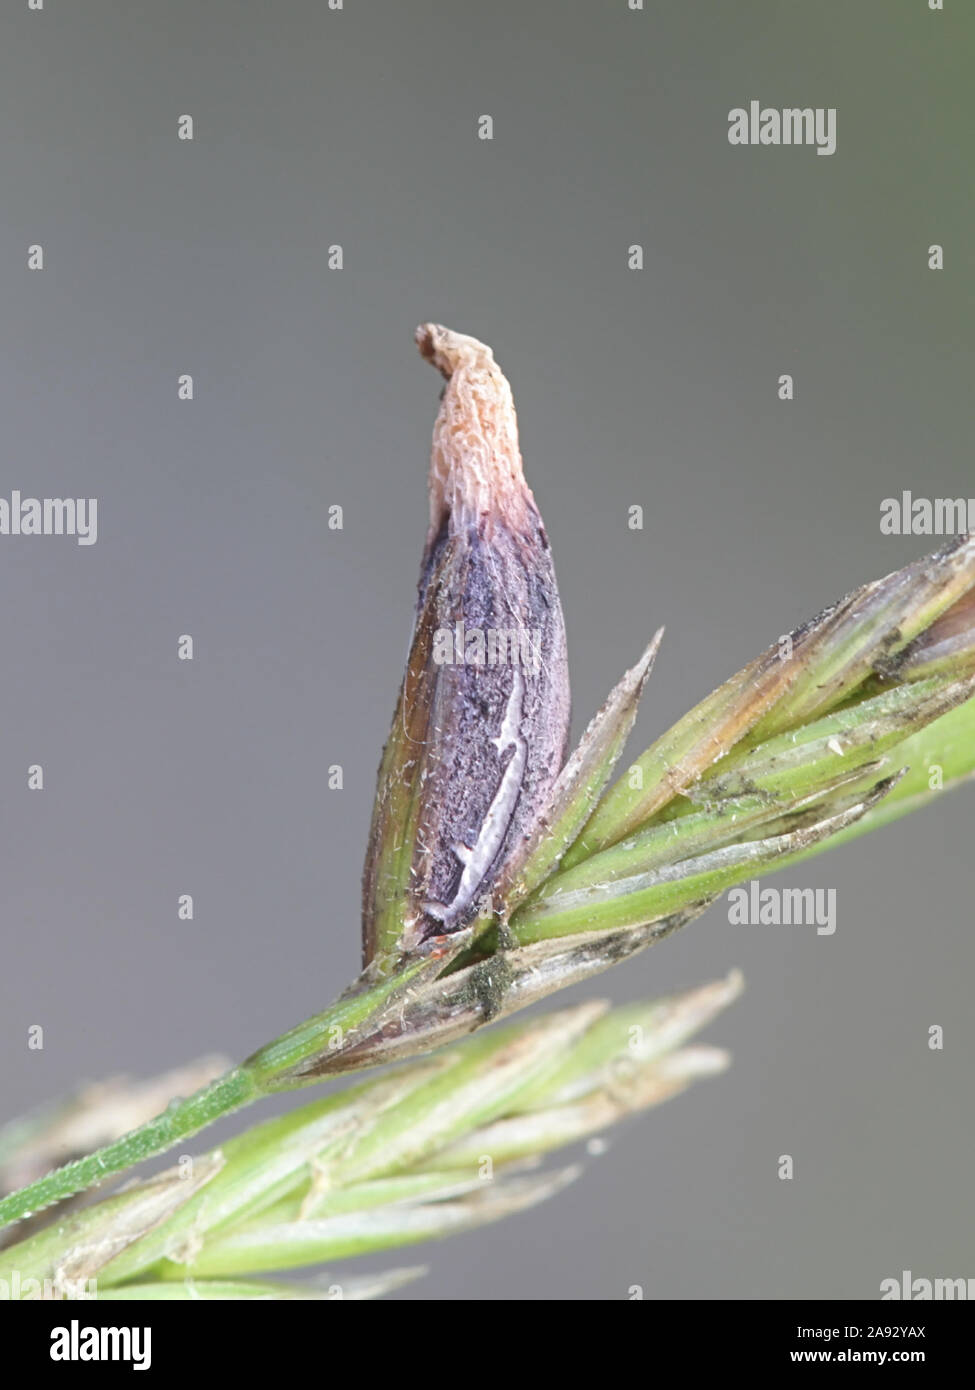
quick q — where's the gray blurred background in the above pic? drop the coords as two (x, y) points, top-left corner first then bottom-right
(1, 0), (972, 1300)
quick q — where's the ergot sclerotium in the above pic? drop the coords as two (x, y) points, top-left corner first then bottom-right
(361, 325), (571, 966)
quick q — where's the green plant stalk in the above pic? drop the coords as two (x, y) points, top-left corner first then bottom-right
(0, 956), (452, 1229)
(0, 1070), (257, 1230)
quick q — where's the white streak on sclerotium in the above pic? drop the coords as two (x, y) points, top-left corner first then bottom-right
(424, 668), (528, 928)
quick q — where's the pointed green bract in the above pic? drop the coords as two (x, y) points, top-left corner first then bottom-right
(562, 640), (802, 865)
(687, 673), (975, 805)
(511, 780), (895, 942)
(490, 632), (663, 915)
(510, 972), (744, 1110)
(744, 534), (975, 741)
(565, 535), (975, 862)
(157, 1168), (582, 1276)
(320, 1002), (606, 1186)
(770, 693), (975, 867)
(408, 1047), (729, 1169)
(518, 781), (863, 904)
(887, 583), (975, 684)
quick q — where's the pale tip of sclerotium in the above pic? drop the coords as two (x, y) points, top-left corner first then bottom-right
(415, 322), (533, 543)
(415, 323), (496, 378)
